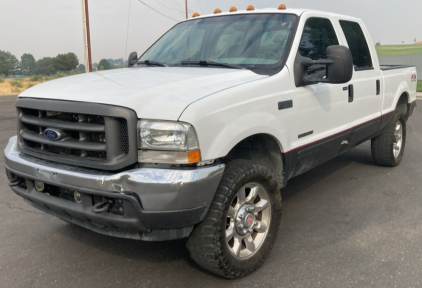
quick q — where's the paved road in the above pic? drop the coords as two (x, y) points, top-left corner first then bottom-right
(1, 95), (422, 288)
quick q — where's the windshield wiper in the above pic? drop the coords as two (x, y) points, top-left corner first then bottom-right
(138, 60), (168, 67)
(181, 60), (245, 70)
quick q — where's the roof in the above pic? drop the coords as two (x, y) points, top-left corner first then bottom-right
(183, 7), (361, 22)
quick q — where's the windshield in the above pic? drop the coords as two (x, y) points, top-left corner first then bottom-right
(138, 13), (298, 74)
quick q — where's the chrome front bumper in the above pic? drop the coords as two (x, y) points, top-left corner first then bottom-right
(4, 136), (225, 240)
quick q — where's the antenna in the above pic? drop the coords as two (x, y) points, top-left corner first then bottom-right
(185, 0), (188, 19)
(81, 0), (93, 72)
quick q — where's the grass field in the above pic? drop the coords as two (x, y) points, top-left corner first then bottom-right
(376, 44), (422, 56)
(418, 81), (422, 92)
(0, 73), (72, 96)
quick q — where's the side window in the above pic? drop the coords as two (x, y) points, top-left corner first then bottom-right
(299, 18), (339, 76)
(339, 21), (373, 70)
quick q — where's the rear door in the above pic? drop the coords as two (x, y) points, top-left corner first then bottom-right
(337, 19), (383, 145)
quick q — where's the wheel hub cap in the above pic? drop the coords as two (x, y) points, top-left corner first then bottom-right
(393, 122), (403, 158)
(235, 204), (257, 235)
(225, 183), (271, 259)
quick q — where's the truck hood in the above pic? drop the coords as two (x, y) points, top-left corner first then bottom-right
(20, 67), (267, 120)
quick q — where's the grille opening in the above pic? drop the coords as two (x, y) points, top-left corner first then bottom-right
(45, 145), (82, 157)
(87, 132), (106, 143)
(21, 108), (39, 117)
(46, 111), (79, 122)
(24, 139), (42, 149)
(121, 120), (129, 155)
(23, 123), (41, 133)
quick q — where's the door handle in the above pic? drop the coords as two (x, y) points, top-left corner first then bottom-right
(348, 84), (354, 103)
(376, 80), (380, 95)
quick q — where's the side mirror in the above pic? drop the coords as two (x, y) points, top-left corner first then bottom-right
(294, 45), (353, 87)
(128, 51), (138, 68)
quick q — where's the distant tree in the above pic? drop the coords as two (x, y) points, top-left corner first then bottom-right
(98, 59), (112, 71)
(77, 64), (86, 71)
(0, 50), (19, 76)
(415, 38), (418, 43)
(52, 53), (79, 72)
(375, 41), (381, 47)
(20, 53), (36, 76)
(35, 57), (57, 75)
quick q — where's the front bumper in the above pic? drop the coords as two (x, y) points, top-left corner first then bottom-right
(4, 136), (225, 241)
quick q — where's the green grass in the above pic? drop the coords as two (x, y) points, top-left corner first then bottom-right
(30, 74), (44, 82)
(418, 81), (422, 93)
(10, 78), (23, 88)
(376, 44), (422, 56)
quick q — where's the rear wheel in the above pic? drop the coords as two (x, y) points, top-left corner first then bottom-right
(187, 160), (282, 279)
(371, 111), (406, 167)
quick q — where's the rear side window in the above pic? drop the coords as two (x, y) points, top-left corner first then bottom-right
(299, 18), (339, 76)
(339, 21), (373, 70)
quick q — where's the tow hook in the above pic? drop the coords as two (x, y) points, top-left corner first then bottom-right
(92, 201), (110, 214)
(8, 178), (24, 187)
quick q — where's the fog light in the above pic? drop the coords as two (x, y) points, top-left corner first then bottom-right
(34, 181), (45, 192)
(74, 191), (83, 204)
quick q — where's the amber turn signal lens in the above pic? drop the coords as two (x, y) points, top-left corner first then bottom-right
(188, 150), (201, 163)
(214, 8), (222, 14)
(192, 12), (200, 17)
(247, 5), (255, 11)
(278, 4), (287, 9)
(229, 6), (237, 12)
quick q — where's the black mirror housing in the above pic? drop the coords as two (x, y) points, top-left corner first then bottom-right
(325, 45), (353, 84)
(294, 45), (353, 87)
(128, 52), (138, 68)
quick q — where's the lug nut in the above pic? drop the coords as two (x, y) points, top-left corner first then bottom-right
(238, 224), (244, 229)
(243, 229), (248, 234)
(254, 212), (258, 217)
(238, 213), (243, 218)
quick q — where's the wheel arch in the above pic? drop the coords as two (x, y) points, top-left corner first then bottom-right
(223, 133), (286, 188)
(396, 92), (410, 119)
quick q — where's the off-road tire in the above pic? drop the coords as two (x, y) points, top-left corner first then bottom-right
(371, 112), (406, 167)
(186, 160), (282, 279)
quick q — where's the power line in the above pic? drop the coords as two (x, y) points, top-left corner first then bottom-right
(137, 0), (180, 22)
(195, 0), (204, 14)
(153, 0), (185, 13)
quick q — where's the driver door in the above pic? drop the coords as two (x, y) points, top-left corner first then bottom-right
(289, 16), (354, 176)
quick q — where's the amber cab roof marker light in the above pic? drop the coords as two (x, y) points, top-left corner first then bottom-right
(278, 4), (287, 10)
(246, 5), (255, 11)
(229, 6), (237, 12)
(192, 12), (200, 17)
(214, 8), (222, 14)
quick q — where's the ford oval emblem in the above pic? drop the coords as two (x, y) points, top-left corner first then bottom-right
(44, 128), (62, 141)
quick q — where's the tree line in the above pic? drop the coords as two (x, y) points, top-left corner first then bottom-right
(0, 51), (82, 77)
(0, 50), (126, 77)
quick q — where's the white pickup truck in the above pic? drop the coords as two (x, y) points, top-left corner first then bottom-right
(4, 5), (417, 278)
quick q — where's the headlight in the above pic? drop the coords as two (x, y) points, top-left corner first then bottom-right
(137, 120), (201, 164)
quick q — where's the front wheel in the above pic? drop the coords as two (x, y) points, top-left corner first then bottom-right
(187, 160), (282, 279)
(371, 112), (406, 167)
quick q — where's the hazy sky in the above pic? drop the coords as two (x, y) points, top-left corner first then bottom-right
(1, 0), (421, 63)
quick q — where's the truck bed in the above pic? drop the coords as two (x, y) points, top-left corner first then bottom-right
(380, 65), (415, 71)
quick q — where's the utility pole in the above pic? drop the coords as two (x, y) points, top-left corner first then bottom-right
(185, 0), (188, 19)
(82, 0), (93, 72)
